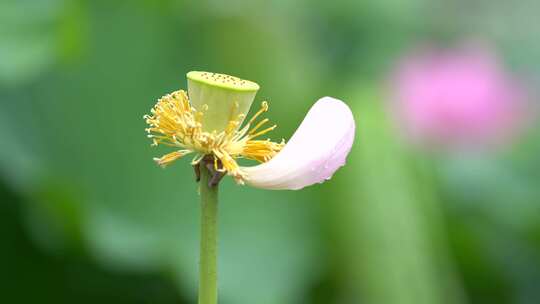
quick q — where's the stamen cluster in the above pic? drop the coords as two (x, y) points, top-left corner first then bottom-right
(144, 90), (284, 183)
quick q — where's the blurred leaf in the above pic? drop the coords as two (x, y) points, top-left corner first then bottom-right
(327, 85), (464, 304)
(0, 0), (86, 86)
(0, 0), (57, 85)
(449, 0), (540, 73)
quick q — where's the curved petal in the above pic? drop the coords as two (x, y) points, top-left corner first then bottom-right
(241, 97), (355, 190)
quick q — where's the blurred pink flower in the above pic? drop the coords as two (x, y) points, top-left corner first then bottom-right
(389, 44), (530, 149)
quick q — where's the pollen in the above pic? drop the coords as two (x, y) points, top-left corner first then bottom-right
(144, 90), (284, 183)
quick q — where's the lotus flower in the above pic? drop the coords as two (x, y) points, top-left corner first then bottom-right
(144, 71), (355, 189)
(389, 45), (528, 149)
(143, 71), (355, 304)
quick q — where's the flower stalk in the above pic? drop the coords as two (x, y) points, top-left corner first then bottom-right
(198, 157), (219, 304)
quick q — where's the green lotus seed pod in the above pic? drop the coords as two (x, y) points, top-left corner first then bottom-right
(187, 71), (260, 133)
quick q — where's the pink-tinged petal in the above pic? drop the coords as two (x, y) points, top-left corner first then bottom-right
(241, 97), (355, 190)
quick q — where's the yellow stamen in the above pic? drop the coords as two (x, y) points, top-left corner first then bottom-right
(248, 118), (269, 135)
(246, 101), (268, 125)
(249, 125), (277, 139)
(144, 90), (284, 183)
(154, 150), (192, 167)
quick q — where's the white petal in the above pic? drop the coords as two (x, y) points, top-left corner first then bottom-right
(241, 97), (355, 190)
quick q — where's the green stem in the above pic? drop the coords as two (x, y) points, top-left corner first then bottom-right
(198, 166), (219, 304)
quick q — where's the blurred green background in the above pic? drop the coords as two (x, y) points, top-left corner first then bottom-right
(1, 0), (539, 303)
